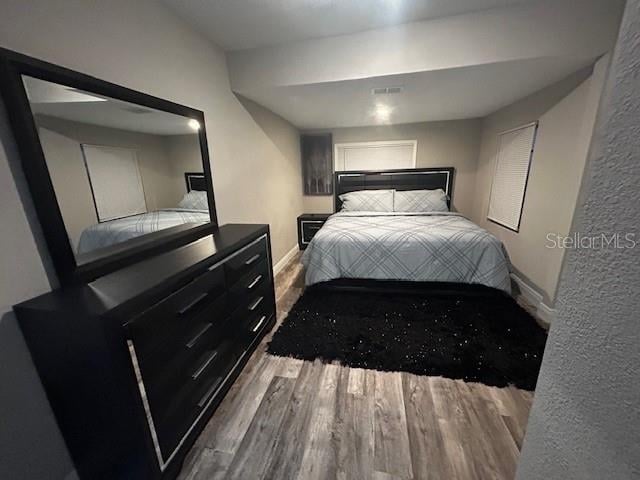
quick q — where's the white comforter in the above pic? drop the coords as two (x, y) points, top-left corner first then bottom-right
(302, 211), (511, 293)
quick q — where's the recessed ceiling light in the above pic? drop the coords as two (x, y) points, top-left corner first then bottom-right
(188, 119), (201, 130)
(374, 103), (392, 122)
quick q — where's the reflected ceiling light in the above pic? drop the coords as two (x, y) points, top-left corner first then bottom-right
(188, 119), (201, 130)
(374, 103), (392, 122)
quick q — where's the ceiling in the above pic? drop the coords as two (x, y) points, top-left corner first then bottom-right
(23, 76), (198, 135)
(162, 0), (622, 129)
(238, 56), (596, 129)
(162, 0), (536, 51)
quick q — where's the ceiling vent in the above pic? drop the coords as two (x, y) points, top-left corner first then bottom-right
(372, 86), (403, 95)
(122, 106), (153, 114)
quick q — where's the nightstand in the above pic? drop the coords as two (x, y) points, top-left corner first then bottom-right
(297, 213), (331, 250)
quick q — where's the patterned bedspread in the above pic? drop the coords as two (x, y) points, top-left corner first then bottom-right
(77, 209), (209, 254)
(301, 212), (511, 293)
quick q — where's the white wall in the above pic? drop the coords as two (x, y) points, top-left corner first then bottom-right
(0, 0), (302, 478)
(472, 61), (608, 305)
(517, 1), (640, 477)
(303, 119), (482, 216)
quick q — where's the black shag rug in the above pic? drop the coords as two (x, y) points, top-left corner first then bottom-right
(267, 288), (548, 390)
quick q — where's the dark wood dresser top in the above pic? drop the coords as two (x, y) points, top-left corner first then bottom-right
(15, 223), (269, 320)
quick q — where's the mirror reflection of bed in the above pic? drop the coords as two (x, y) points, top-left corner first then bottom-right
(23, 75), (210, 264)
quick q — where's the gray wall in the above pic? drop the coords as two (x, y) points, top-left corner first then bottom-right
(303, 119), (482, 217)
(0, 108), (72, 479)
(164, 134), (205, 178)
(517, 1), (640, 478)
(236, 95), (304, 261)
(0, 0), (303, 478)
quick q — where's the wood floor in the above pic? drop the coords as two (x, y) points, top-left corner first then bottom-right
(179, 254), (533, 480)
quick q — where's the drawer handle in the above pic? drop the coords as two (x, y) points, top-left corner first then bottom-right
(197, 377), (222, 408)
(185, 323), (213, 349)
(252, 315), (267, 333)
(247, 274), (262, 289)
(248, 296), (264, 311)
(244, 254), (261, 266)
(178, 292), (209, 316)
(192, 350), (218, 380)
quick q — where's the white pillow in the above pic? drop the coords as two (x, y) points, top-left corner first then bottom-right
(339, 189), (394, 212)
(177, 190), (209, 210)
(394, 189), (449, 212)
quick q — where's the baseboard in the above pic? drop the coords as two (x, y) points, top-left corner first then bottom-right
(536, 302), (556, 326)
(510, 273), (556, 326)
(273, 245), (299, 276)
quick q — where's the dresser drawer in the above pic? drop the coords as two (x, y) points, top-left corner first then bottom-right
(135, 293), (229, 376)
(228, 280), (275, 344)
(128, 264), (227, 360)
(238, 280), (272, 322)
(228, 259), (270, 308)
(237, 297), (275, 346)
(127, 231), (274, 468)
(297, 215), (330, 250)
(301, 220), (324, 243)
(140, 305), (231, 417)
(224, 236), (268, 285)
(154, 329), (242, 459)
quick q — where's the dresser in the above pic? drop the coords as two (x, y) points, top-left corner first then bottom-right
(297, 213), (331, 250)
(14, 224), (275, 479)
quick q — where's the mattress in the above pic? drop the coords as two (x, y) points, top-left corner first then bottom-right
(77, 208), (209, 254)
(301, 211), (511, 293)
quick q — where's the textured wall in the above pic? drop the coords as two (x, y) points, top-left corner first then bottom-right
(516, 1), (640, 478)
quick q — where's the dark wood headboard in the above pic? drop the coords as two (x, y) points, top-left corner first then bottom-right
(184, 172), (206, 192)
(334, 167), (455, 212)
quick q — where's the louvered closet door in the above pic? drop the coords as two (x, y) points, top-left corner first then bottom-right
(81, 144), (147, 222)
(487, 123), (538, 232)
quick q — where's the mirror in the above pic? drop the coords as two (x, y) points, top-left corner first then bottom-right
(21, 75), (213, 266)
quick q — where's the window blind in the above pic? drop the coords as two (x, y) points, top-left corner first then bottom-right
(487, 123), (538, 232)
(334, 140), (417, 171)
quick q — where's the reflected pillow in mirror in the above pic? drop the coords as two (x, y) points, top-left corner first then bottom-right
(177, 191), (209, 211)
(394, 189), (449, 212)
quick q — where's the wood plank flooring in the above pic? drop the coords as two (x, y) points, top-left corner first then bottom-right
(179, 254), (533, 480)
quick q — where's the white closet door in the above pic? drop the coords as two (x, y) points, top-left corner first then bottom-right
(487, 123), (538, 231)
(335, 140), (417, 171)
(81, 144), (147, 222)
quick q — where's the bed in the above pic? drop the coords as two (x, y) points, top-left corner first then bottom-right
(301, 167), (511, 293)
(77, 172), (209, 254)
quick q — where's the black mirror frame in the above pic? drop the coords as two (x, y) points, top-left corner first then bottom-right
(0, 48), (218, 286)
